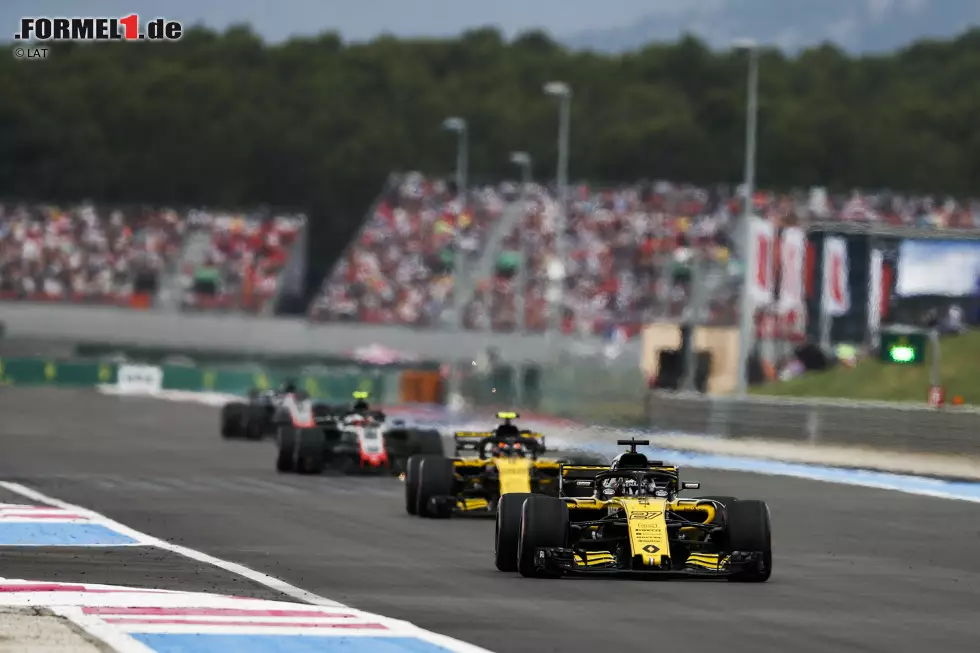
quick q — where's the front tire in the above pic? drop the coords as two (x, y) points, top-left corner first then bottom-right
(518, 495), (569, 578)
(495, 493), (533, 572)
(725, 499), (772, 583)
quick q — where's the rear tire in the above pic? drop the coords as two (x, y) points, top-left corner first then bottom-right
(495, 492), (533, 572)
(411, 429), (444, 455)
(417, 456), (454, 519)
(276, 427), (298, 473)
(725, 500), (772, 583)
(518, 495), (569, 578)
(245, 406), (266, 440)
(221, 403), (246, 438)
(405, 454), (441, 515)
(295, 429), (326, 475)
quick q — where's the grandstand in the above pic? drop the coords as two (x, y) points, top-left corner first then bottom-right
(0, 202), (304, 313)
(1, 180), (976, 331)
(309, 175), (979, 336)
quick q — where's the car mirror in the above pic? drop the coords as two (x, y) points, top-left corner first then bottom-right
(681, 482), (700, 490)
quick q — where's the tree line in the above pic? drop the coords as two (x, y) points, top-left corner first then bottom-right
(3, 25), (980, 227)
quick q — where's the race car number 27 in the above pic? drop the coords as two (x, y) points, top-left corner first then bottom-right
(630, 511), (662, 519)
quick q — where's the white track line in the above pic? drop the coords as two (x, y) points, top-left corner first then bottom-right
(0, 481), (344, 608)
(51, 606), (158, 653)
(0, 481), (496, 653)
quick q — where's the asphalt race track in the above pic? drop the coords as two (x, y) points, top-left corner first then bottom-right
(2, 387), (979, 652)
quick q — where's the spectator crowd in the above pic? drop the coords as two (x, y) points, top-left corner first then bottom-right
(2, 178), (980, 329)
(176, 210), (303, 313)
(310, 174), (980, 335)
(0, 202), (302, 312)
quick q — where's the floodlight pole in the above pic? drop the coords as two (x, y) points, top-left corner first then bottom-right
(734, 41), (760, 397)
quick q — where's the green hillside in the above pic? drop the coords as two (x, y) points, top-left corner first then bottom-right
(751, 331), (980, 404)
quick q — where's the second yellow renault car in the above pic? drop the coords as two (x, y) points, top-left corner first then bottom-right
(404, 412), (561, 518)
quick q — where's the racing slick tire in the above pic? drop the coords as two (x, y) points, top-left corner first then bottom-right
(410, 429), (444, 456)
(276, 427), (299, 473)
(417, 456), (455, 519)
(221, 403), (247, 439)
(495, 492), (534, 572)
(295, 428), (327, 475)
(518, 495), (569, 578)
(725, 499), (772, 583)
(389, 429), (444, 476)
(244, 406), (267, 440)
(405, 454), (442, 515)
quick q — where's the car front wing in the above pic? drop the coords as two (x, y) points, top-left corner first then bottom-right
(533, 547), (766, 578)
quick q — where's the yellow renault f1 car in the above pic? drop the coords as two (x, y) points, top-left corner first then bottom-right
(404, 412), (561, 519)
(493, 438), (772, 582)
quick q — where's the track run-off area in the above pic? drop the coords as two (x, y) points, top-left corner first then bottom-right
(1, 387), (979, 653)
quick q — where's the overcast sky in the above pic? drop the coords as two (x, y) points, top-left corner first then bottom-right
(3, 0), (670, 43)
(2, 0), (971, 52)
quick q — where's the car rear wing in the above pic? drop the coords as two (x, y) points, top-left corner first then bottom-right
(453, 431), (546, 454)
(558, 465), (608, 497)
(453, 432), (490, 454)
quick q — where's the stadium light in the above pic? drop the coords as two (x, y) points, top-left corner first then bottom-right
(510, 151), (533, 335)
(441, 116), (468, 196)
(441, 116), (469, 331)
(733, 39), (761, 397)
(543, 81), (571, 98)
(509, 151), (531, 170)
(543, 81), (572, 336)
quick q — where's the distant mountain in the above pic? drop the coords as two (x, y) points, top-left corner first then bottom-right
(563, 0), (980, 54)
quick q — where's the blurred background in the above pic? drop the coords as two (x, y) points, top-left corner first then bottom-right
(2, 0), (980, 440)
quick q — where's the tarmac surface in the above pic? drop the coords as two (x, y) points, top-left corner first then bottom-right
(1, 387), (980, 652)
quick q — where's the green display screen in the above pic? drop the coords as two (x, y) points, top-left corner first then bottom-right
(888, 345), (917, 363)
(879, 332), (926, 365)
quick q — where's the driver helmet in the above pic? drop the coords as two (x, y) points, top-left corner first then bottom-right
(599, 476), (641, 497)
(498, 441), (525, 457)
(495, 423), (521, 438)
(599, 477), (619, 498)
(351, 391), (370, 413)
(281, 380), (297, 394)
(619, 477), (641, 496)
(610, 451), (648, 470)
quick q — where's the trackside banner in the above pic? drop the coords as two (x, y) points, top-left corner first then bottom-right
(116, 365), (163, 394)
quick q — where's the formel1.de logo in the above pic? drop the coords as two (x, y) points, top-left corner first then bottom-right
(14, 15), (182, 42)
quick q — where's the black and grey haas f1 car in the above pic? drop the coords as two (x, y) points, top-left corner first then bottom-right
(276, 392), (444, 475)
(494, 438), (772, 582)
(404, 412), (564, 519)
(220, 381), (341, 440)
